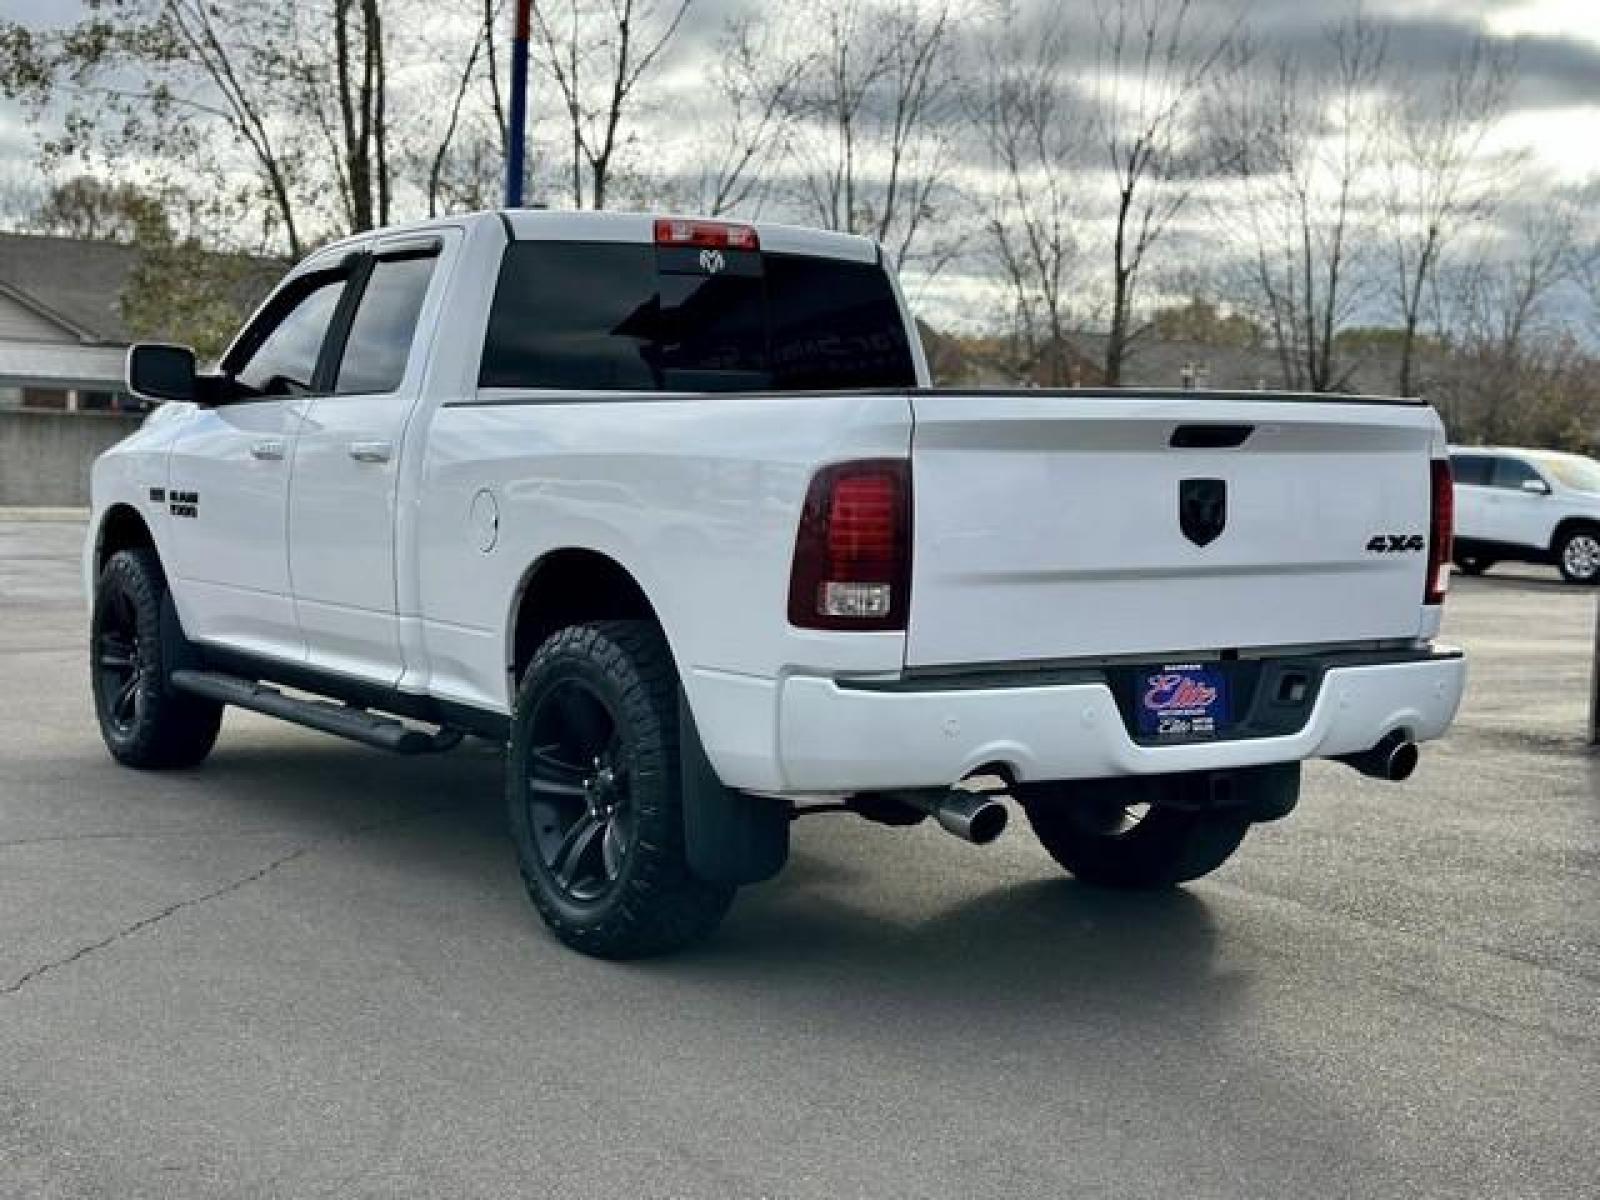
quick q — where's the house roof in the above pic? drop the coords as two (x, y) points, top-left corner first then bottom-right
(0, 232), (144, 343)
(0, 340), (128, 390)
(0, 231), (283, 347)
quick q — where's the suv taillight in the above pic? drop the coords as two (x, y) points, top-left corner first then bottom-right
(1426, 457), (1453, 605)
(788, 460), (911, 631)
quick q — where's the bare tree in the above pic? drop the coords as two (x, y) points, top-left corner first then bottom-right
(1216, 16), (1387, 392)
(0, 0), (523, 249)
(0, 0), (416, 253)
(690, 18), (808, 217)
(785, 0), (960, 271)
(1443, 204), (1579, 444)
(1573, 178), (1600, 343)
(27, 176), (170, 242)
(335, 0), (392, 230)
(1381, 34), (1517, 397)
(1088, 0), (1240, 385)
(423, 17), (492, 217)
(531, 0), (694, 210)
(0, 0), (319, 254)
(973, 0), (1084, 385)
(483, 0), (509, 161)
(287, 0), (393, 232)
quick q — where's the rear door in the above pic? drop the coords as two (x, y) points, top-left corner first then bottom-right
(905, 392), (1440, 667)
(1449, 452), (1494, 541)
(288, 233), (447, 685)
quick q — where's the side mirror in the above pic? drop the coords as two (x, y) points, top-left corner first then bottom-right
(1521, 478), (1551, 496)
(126, 343), (197, 404)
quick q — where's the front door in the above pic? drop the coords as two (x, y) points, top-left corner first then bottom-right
(1482, 455), (1553, 549)
(163, 268), (352, 662)
(288, 235), (445, 685)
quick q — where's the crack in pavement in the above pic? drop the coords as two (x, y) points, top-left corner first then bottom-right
(0, 807), (454, 999)
(0, 828), (314, 849)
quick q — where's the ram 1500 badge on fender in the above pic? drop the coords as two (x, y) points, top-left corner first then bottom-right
(86, 210), (1467, 958)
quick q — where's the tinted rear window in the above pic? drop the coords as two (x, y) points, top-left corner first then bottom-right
(478, 241), (916, 392)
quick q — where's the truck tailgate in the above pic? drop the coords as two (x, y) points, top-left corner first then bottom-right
(906, 392), (1439, 668)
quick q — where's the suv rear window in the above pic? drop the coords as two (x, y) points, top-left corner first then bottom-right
(1450, 454), (1492, 486)
(478, 241), (916, 393)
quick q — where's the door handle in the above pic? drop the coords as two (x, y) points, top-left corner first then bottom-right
(249, 439), (286, 461)
(348, 440), (393, 464)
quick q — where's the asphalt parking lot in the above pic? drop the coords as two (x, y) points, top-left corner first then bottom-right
(2, 517), (1596, 1199)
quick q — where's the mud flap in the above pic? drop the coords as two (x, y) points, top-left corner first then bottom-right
(679, 691), (790, 885)
(158, 589), (203, 688)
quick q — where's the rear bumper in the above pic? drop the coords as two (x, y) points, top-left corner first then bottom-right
(703, 648), (1465, 794)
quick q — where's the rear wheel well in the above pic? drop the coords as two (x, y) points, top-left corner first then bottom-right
(1551, 518), (1600, 554)
(510, 549), (660, 684)
(96, 504), (156, 575)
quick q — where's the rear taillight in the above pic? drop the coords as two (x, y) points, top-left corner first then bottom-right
(1426, 457), (1453, 605)
(788, 460), (911, 631)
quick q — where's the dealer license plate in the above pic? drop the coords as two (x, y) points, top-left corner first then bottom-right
(1137, 665), (1230, 740)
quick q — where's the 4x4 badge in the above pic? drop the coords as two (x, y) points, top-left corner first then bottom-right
(1366, 534), (1425, 553)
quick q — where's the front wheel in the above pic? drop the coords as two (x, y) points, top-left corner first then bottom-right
(1556, 527), (1600, 584)
(1019, 770), (1289, 889)
(506, 621), (735, 959)
(91, 547), (222, 769)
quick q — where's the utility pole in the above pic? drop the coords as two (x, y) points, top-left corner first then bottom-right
(505, 0), (532, 207)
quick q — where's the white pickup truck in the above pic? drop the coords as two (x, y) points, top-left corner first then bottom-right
(87, 210), (1466, 958)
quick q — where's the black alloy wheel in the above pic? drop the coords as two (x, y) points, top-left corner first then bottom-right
(90, 547), (222, 769)
(525, 678), (636, 904)
(94, 582), (146, 737)
(507, 621), (735, 958)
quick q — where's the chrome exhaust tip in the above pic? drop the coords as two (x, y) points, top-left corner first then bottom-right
(1337, 731), (1419, 782)
(875, 788), (1010, 844)
(931, 792), (1010, 845)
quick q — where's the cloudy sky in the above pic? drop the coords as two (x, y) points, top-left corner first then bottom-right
(4, 0), (1598, 181)
(1215, 0), (1600, 180)
(1, 0), (1596, 332)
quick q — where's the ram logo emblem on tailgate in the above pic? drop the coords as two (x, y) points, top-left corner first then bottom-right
(1179, 478), (1227, 547)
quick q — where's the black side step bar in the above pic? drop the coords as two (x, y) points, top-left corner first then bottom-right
(170, 670), (460, 755)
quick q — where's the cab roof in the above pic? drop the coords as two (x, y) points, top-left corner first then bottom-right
(305, 209), (881, 266)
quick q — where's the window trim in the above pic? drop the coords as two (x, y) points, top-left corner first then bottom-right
(219, 256), (359, 401)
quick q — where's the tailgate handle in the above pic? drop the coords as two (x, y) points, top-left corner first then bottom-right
(1170, 424), (1254, 449)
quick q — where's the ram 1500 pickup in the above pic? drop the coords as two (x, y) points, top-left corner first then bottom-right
(87, 210), (1466, 957)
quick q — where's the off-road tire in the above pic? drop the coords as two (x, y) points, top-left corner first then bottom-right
(507, 620), (735, 959)
(1021, 775), (1254, 889)
(91, 547), (223, 769)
